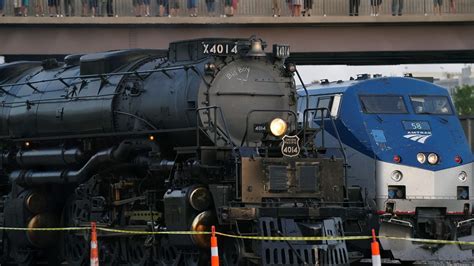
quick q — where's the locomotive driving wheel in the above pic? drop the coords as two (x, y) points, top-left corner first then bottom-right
(157, 236), (178, 266)
(61, 196), (89, 266)
(127, 235), (151, 265)
(99, 239), (121, 265)
(221, 238), (245, 265)
(9, 247), (34, 266)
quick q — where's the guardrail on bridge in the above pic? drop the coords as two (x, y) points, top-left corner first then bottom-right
(1, 0), (473, 18)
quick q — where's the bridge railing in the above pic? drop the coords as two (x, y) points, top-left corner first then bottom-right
(1, 0), (472, 17)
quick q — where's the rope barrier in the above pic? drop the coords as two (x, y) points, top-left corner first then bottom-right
(0, 226), (473, 246)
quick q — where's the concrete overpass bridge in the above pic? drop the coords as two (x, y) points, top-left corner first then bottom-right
(1, 0), (474, 64)
(1, 15), (474, 65)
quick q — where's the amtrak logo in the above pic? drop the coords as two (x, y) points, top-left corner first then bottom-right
(403, 133), (432, 144)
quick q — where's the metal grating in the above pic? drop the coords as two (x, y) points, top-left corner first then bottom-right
(297, 165), (319, 192)
(259, 217), (349, 265)
(268, 165), (288, 192)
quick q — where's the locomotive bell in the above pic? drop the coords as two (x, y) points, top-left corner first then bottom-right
(246, 39), (266, 57)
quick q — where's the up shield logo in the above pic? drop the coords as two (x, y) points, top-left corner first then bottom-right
(281, 135), (300, 157)
(403, 132), (432, 144)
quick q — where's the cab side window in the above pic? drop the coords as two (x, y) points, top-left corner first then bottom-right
(316, 96), (335, 118)
(316, 94), (342, 118)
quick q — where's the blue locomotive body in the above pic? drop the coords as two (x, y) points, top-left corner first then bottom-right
(298, 76), (474, 262)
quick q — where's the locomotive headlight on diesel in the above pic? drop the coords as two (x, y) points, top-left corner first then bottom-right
(391, 170), (403, 182)
(269, 118), (288, 137)
(428, 153), (439, 165)
(459, 171), (468, 182)
(417, 153), (427, 164)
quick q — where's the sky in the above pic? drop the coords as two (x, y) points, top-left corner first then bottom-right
(296, 63), (472, 85)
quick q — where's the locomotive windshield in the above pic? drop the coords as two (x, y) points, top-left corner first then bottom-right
(359, 95), (408, 114)
(410, 96), (453, 115)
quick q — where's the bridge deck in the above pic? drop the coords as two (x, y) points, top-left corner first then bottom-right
(1, 15), (474, 64)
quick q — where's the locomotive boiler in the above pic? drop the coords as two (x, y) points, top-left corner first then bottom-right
(0, 37), (363, 265)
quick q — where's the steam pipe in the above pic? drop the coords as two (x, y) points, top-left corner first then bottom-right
(10, 140), (154, 186)
(16, 148), (85, 167)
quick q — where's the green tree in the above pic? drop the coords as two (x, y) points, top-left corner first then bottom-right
(453, 85), (474, 115)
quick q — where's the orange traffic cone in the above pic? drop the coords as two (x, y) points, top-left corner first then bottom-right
(371, 229), (381, 266)
(90, 221), (99, 266)
(211, 225), (219, 266)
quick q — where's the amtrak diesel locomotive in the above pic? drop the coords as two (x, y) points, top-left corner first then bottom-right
(298, 75), (474, 262)
(0, 37), (366, 265)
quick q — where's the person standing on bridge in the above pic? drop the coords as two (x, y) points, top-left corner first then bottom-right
(106, 0), (113, 16)
(224, 0), (233, 16)
(80, 0), (88, 16)
(391, 0), (403, 16)
(349, 0), (360, 16)
(89, 0), (97, 16)
(272, 0), (281, 17)
(433, 0), (442, 15)
(302, 0), (312, 16)
(144, 0), (151, 16)
(64, 0), (75, 16)
(205, 0), (215, 16)
(157, 0), (169, 16)
(449, 0), (456, 13)
(286, 0), (292, 16)
(34, 0), (44, 16)
(48, 0), (59, 16)
(169, 0), (179, 16)
(133, 0), (144, 16)
(13, 0), (21, 15)
(370, 0), (382, 16)
(292, 0), (302, 16)
(20, 0), (29, 16)
(98, 0), (106, 15)
(187, 0), (198, 16)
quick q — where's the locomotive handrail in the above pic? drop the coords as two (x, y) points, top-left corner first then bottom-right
(241, 109), (298, 147)
(301, 107), (347, 163)
(1, 127), (197, 142)
(114, 111), (158, 130)
(295, 68), (310, 127)
(195, 106), (235, 148)
(0, 64), (196, 95)
(301, 107), (348, 195)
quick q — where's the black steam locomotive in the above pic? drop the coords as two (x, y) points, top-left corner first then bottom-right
(0, 37), (365, 265)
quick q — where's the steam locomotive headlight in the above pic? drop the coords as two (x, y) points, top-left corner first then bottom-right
(458, 171), (468, 182)
(417, 153), (426, 164)
(285, 63), (296, 73)
(269, 118), (288, 137)
(391, 170), (403, 182)
(427, 153), (439, 165)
